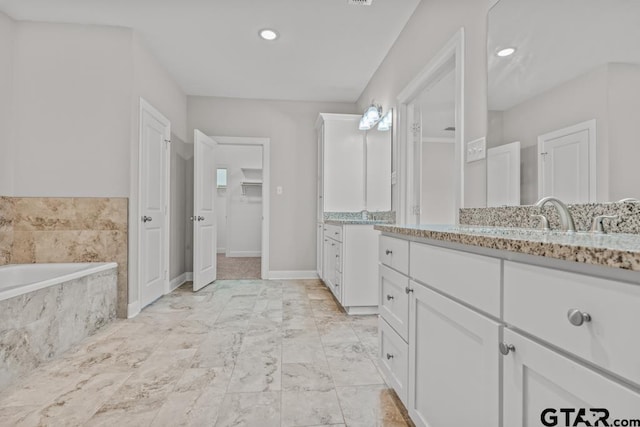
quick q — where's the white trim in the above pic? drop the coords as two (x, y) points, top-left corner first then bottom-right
(228, 251), (262, 258)
(170, 272), (189, 291)
(423, 137), (455, 144)
(397, 28), (465, 225)
(212, 136), (271, 280)
(138, 98), (172, 310)
(217, 248), (227, 254)
(537, 119), (597, 202)
(268, 270), (319, 280)
(186, 272), (193, 281)
(127, 301), (141, 319)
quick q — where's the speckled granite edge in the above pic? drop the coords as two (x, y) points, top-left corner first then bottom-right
(324, 211), (395, 222)
(324, 219), (394, 225)
(374, 225), (640, 272)
(460, 202), (640, 234)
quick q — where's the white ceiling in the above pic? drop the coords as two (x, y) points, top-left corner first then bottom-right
(488, 0), (640, 111)
(0, 0), (420, 102)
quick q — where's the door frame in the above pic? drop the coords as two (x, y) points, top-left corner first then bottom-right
(537, 119), (597, 202)
(136, 98), (171, 312)
(396, 28), (465, 225)
(212, 135), (270, 280)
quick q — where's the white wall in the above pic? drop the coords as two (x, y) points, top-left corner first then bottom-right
(0, 12), (15, 196)
(215, 144), (263, 256)
(12, 22), (133, 197)
(357, 0), (490, 210)
(188, 97), (358, 273)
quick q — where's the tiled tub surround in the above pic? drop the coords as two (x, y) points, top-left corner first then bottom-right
(460, 201), (640, 234)
(0, 197), (128, 317)
(0, 263), (117, 391)
(0, 196), (14, 265)
(374, 224), (640, 271)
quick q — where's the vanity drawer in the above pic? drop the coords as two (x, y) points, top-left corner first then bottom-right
(379, 236), (409, 274)
(324, 223), (343, 242)
(379, 317), (409, 405)
(379, 264), (410, 341)
(504, 261), (640, 386)
(410, 243), (501, 317)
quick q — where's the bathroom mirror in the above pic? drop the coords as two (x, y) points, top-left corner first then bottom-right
(364, 110), (393, 212)
(486, 0), (640, 206)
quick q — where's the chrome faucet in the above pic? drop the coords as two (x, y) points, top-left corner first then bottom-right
(617, 198), (640, 203)
(535, 197), (576, 232)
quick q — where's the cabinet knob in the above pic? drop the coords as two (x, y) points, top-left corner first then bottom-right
(385, 249), (393, 255)
(334, 232), (339, 235)
(386, 353), (394, 360)
(405, 286), (413, 294)
(386, 294), (394, 301)
(567, 309), (592, 326)
(499, 343), (515, 355)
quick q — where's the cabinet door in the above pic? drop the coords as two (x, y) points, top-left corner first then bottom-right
(323, 119), (364, 212)
(503, 329), (640, 427)
(322, 237), (333, 285)
(316, 223), (323, 278)
(408, 282), (500, 427)
(365, 129), (392, 211)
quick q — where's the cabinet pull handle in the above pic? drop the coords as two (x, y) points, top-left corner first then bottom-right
(335, 254), (339, 258)
(405, 286), (413, 294)
(386, 294), (394, 301)
(385, 249), (393, 255)
(332, 243), (336, 247)
(567, 309), (592, 327)
(386, 353), (394, 360)
(334, 232), (339, 235)
(499, 343), (515, 355)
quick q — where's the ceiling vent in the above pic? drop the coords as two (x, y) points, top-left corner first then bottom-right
(348, 0), (373, 5)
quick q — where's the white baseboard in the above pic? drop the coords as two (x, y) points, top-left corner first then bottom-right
(169, 272), (189, 291)
(268, 270), (319, 280)
(185, 272), (193, 281)
(127, 301), (141, 319)
(217, 248), (226, 254)
(228, 251), (262, 257)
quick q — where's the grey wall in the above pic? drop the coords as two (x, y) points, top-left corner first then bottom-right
(11, 22), (133, 197)
(188, 97), (359, 273)
(357, 0), (490, 209)
(169, 136), (191, 281)
(0, 12), (15, 196)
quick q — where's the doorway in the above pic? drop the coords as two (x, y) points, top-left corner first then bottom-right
(138, 98), (171, 308)
(215, 142), (263, 279)
(397, 28), (465, 225)
(191, 134), (270, 289)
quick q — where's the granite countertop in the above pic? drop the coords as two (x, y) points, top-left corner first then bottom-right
(374, 224), (640, 271)
(325, 219), (395, 225)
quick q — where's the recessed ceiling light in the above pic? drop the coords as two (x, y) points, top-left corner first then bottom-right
(496, 47), (516, 57)
(259, 29), (279, 41)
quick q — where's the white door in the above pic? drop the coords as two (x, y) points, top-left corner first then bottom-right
(538, 120), (596, 203)
(502, 329), (640, 426)
(408, 281), (500, 427)
(139, 100), (170, 308)
(487, 141), (521, 207)
(193, 130), (218, 291)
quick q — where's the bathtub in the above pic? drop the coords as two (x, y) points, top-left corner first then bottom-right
(0, 262), (118, 391)
(0, 262), (117, 302)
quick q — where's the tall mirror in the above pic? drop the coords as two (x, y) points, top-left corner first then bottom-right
(486, 0), (640, 206)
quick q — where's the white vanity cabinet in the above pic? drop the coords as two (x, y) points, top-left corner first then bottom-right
(322, 223), (379, 314)
(316, 113), (364, 213)
(378, 232), (640, 427)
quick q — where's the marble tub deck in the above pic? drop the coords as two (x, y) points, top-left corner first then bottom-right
(0, 279), (412, 427)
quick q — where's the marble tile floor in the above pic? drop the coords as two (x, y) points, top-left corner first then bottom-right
(0, 279), (414, 427)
